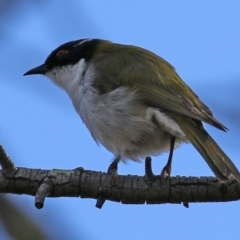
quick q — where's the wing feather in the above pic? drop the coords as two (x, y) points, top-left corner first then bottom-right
(93, 42), (227, 130)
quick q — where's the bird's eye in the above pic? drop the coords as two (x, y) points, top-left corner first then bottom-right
(56, 50), (69, 60)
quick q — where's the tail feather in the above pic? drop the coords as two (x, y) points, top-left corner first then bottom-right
(179, 120), (240, 182)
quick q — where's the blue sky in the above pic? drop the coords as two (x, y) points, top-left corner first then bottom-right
(1, 1), (240, 239)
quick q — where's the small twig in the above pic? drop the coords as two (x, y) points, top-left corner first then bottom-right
(96, 194), (106, 209)
(0, 145), (17, 177)
(35, 177), (53, 209)
(183, 202), (189, 208)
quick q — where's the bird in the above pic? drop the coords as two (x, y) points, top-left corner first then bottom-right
(24, 38), (240, 182)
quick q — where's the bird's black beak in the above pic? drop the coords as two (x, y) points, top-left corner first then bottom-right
(23, 63), (47, 76)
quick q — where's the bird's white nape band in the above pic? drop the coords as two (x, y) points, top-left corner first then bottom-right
(75, 38), (93, 47)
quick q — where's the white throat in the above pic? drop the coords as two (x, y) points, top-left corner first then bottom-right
(46, 58), (87, 94)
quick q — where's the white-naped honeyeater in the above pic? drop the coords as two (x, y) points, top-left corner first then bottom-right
(24, 38), (240, 182)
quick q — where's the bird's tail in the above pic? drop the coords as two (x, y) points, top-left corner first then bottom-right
(179, 120), (240, 182)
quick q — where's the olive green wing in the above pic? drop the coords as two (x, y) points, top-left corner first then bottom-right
(138, 84), (227, 130)
(94, 43), (227, 130)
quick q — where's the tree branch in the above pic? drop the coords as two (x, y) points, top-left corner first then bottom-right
(0, 145), (239, 209)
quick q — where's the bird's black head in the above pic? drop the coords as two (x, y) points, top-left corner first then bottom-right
(24, 38), (101, 76)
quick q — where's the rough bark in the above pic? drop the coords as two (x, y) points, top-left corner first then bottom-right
(0, 167), (239, 207)
(0, 145), (239, 209)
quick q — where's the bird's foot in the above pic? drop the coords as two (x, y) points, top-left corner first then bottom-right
(160, 164), (171, 179)
(144, 157), (155, 183)
(107, 157), (120, 179)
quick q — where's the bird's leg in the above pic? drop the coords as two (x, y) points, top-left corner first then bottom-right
(145, 156), (155, 183)
(107, 155), (121, 177)
(161, 136), (175, 179)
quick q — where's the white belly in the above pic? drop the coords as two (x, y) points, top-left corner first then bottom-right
(73, 84), (187, 162)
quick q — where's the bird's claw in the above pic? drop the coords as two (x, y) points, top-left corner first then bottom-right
(161, 165), (171, 179)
